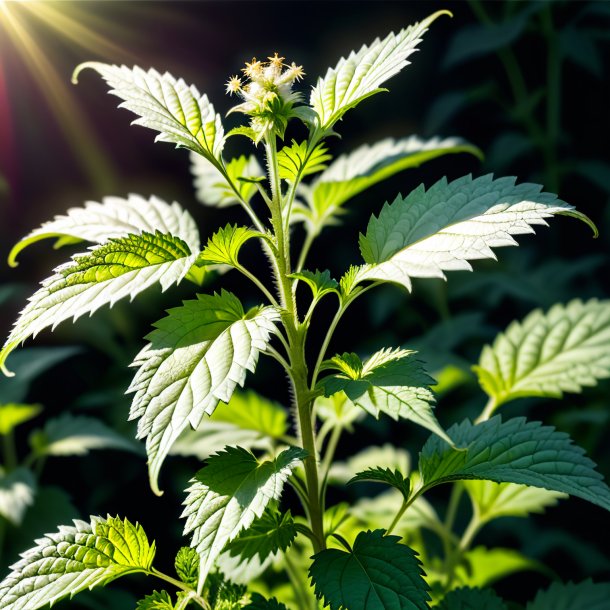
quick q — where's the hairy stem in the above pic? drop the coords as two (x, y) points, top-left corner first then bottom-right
(149, 568), (210, 609)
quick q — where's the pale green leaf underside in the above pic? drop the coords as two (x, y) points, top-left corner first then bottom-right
(0, 404), (43, 435)
(419, 416), (610, 511)
(300, 136), (479, 234)
(526, 580), (610, 610)
(318, 348), (451, 444)
(0, 515), (155, 610)
(437, 587), (507, 610)
(309, 529), (430, 610)
(1, 231), (195, 376)
(0, 468), (36, 526)
(128, 291), (279, 495)
(196, 224), (262, 267)
(74, 63), (224, 161)
(191, 154), (263, 208)
(8, 194), (200, 267)
(358, 174), (591, 291)
(310, 10), (450, 130)
(182, 446), (305, 581)
(474, 299), (610, 409)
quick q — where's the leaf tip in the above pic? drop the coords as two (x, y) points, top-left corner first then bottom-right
(71, 61), (100, 85)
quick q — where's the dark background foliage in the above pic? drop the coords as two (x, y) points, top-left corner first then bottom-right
(0, 1), (608, 607)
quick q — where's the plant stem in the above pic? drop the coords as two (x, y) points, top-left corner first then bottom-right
(149, 568), (210, 609)
(284, 551), (314, 610)
(475, 396), (497, 423)
(236, 264), (279, 306)
(386, 500), (408, 536)
(296, 230), (315, 275)
(1, 430), (18, 471)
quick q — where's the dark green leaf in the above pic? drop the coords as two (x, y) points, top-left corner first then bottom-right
(174, 547), (199, 587)
(436, 587), (507, 610)
(348, 467), (410, 501)
(136, 590), (174, 610)
(526, 580), (610, 610)
(244, 593), (288, 610)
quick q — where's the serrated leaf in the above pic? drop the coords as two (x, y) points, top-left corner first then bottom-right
(290, 269), (339, 302)
(191, 154), (263, 208)
(357, 174), (595, 292)
(29, 413), (141, 457)
(463, 480), (565, 524)
(0, 404), (42, 435)
(349, 467), (410, 501)
(244, 593), (288, 610)
(8, 194), (200, 267)
(0, 515), (156, 610)
(0, 468), (36, 526)
(277, 140), (331, 182)
(526, 580), (610, 610)
(318, 348), (451, 444)
(436, 587), (507, 610)
(310, 11), (450, 131)
(226, 507), (296, 560)
(182, 446), (306, 581)
(300, 136), (480, 234)
(309, 529), (430, 610)
(473, 299), (610, 410)
(128, 291), (280, 494)
(331, 444), (410, 485)
(418, 416), (610, 511)
(174, 547), (199, 587)
(74, 63), (224, 161)
(196, 224), (262, 267)
(136, 590), (174, 610)
(205, 572), (247, 608)
(1, 230), (197, 376)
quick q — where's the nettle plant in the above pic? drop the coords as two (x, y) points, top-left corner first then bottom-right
(1, 9), (610, 610)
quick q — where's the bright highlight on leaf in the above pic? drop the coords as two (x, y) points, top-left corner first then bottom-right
(277, 140), (331, 182)
(196, 224), (263, 268)
(0, 516), (155, 610)
(309, 529), (430, 610)
(0, 468), (36, 526)
(358, 174), (596, 291)
(418, 416), (610, 511)
(182, 446), (306, 582)
(474, 299), (610, 410)
(128, 290), (280, 494)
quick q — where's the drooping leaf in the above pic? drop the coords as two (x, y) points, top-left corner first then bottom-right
(74, 63), (225, 161)
(0, 468), (36, 526)
(0, 404), (43, 435)
(526, 580), (610, 610)
(1, 231), (197, 376)
(8, 194), (200, 267)
(0, 515), (156, 610)
(349, 467), (410, 501)
(226, 507), (296, 560)
(29, 413), (141, 457)
(191, 154), (263, 208)
(298, 136), (480, 234)
(182, 446), (306, 581)
(196, 224), (263, 267)
(310, 11), (450, 131)
(309, 529), (430, 610)
(290, 269), (339, 302)
(277, 140), (331, 182)
(357, 174), (595, 292)
(128, 291), (280, 494)
(436, 587), (507, 610)
(136, 590), (174, 610)
(318, 348), (451, 444)
(418, 416), (610, 511)
(473, 299), (610, 410)
(174, 547), (199, 588)
(244, 593), (288, 610)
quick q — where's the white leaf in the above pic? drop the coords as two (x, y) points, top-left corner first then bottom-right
(0, 468), (36, 526)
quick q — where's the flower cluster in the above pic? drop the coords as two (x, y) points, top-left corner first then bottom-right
(226, 53), (305, 141)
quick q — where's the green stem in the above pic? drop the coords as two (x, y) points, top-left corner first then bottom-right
(149, 568), (210, 609)
(296, 229), (316, 275)
(475, 396), (497, 424)
(284, 551), (314, 610)
(236, 264), (279, 306)
(319, 423), (343, 509)
(2, 431), (18, 471)
(386, 500), (408, 536)
(459, 514), (482, 551)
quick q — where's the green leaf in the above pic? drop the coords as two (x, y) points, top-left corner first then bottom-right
(1, 231), (197, 376)
(299, 136), (481, 235)
(205, 572), (247, 609)
(463, 480), (565, 524)
(196, 224), (263, 267)
(526, 580), (610, 610)
(318, 348), (451, 444)
(244, 593), (288, 610)
(357, 174), (596, 292)
(136, 590), (174, 610)
(182, 446), (306, 581)
(191, 154), (263, 208)
(418, 416), (610, 511)
(29, 413), (142, 457)
(0, 404), (42, 435)
(174, 547), (199, 587)
(290, 269), (339, 302)
(128, 291), (280, 494)
(436, 587), (507, 610)
(310, 11), (450, 131)
(349, 467), (410, 501)
(0, 468), (36, 526)
(309, 529), (430, 610)
(277, 140), (331, 182)
(226, 507), (296, 560)
(331, 444), (410, 485)
(8, 194), (200, 268)
(73, 63), (224, 161)
(473, 299), (610, 410)
(0, 515), (156, 610)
